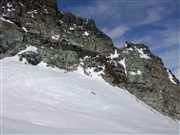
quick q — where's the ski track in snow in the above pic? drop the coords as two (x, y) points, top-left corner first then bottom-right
(0, 57), (179, 134)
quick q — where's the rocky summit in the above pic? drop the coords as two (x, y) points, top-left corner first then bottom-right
(0, 0), (180, 120)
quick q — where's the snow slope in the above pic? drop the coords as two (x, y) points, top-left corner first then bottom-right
(0, 57), (179, 135)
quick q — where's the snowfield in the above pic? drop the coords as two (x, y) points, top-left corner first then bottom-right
(0, 57), (179, 135)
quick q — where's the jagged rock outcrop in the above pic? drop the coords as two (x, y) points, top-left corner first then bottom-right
(0, 0), (180, 120)
(81, 42), (180, 119)
(0, 0), (113, 68)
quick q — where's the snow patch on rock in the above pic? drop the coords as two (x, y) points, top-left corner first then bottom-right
(77, 58), (105, 80)
(22, 27), (28, 32)
(118, 58), (127, 75)
(135, 47), (151, 59)
(167, 69), (177, 85)
(85, 66), (105, 80)
(69, 27), (74, 31)
(18, 46), (38, 54)
(130, 70), (142, 75)
(109, 49), (119, 59)
(38, 61), (48, 68)
(27, 10), (38, 14)
(27, 10), (38, 18)
(123, 48), (134, 54)
(7, 2), (13, 8)
(18, 2), (24, 7)
(0, 17), (14, 24)
(51, 34), (60, 40)
(44, 8), (48, 14)
(83, 31), (90, 36)
(59, 20), (63, 24)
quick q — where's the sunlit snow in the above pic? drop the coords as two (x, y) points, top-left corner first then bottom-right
(129, 70), (142, 75)
(135, 47), (151, 59)
(0, 17), (14, 24)
(83, 31), (90, 36)
(51, 34), (60, 40)
(109, 49), (119, 59)
(18, 45), (38, 54)
(22, 26), (28, 32)
(69, 27), (74, 31)
(0, 57), (178, 134)
(118, 58), (127, 75)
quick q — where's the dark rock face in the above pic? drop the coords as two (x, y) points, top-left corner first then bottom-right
(39, 47), (79, 70)
(0, 0), (180, 120)
(1, 0), (113, 52)
(0, 0), (114, 69)
(120, 43), (180, 119)
(19, 51), (41, 65)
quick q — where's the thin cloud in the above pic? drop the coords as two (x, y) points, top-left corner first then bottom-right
(103, 26), (129, 40)
(64, 0), (174, 26)
(140, 7), (165, 25)
(67, 0), (111, 19)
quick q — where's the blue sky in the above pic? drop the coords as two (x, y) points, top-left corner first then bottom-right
(58, 0), (180, 78)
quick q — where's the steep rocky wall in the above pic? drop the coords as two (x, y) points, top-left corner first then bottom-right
(0, 0), (114, 55)
(81, 42), (180, 120)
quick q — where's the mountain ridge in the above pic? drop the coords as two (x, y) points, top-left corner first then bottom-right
(0, 0), (180, 120)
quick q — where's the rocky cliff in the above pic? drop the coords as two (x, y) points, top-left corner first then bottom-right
(0, 0), (180, 120)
